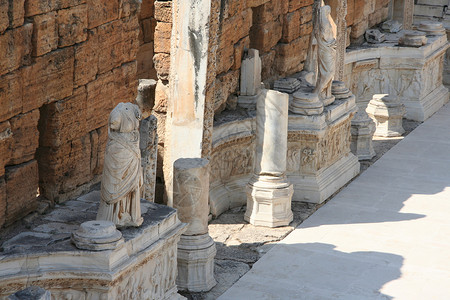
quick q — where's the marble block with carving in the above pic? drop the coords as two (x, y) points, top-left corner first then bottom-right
(367, 94), (406, 137)
(0, 195), (187, 300)
(344, 32), (449, 122)
(97, 102), (144, 228)
(238, 49), (262, 109)
(173, 158), (217, 292)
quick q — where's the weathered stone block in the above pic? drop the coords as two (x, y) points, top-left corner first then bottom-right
(153, 53), (170, 81)
(137, 42), (155, 79)
(39, 87), (87, 148)
(86, 0), (118, 29)
(288, 0), (313, 12)
(0, 0), (8, 33)
(275, 35), (309, 75)
(0, 176), (5, 227)
(25, 0), (85, 17)
(119, 0), (140, 18)
(219, 9), (252, 52)
(96, 20), (124, 74)
(5, 160), (39, 225)
(214, 69), (240, 114)
(252, 0), (284, 24)
(281, 10), (301, 43)
(233, 36), (250, 70)
(31, 12), (58, 57)
(9, 0), (25, 28)
(0, 121), (12, 177)
(350, 18), (369, 40)
(141, 17), (156, 43)
(140, 0), (154, 20)
(74, 31), (98, 86)
(8, 110), (40, 165)
(154, 80), (169, 113)
(250, 20), (282, 52)
(0, 70), (23, 122)
(154, 22), (172, 53)
(154, 1), (172, 22)
(368, 6), (388, 28)
(57, 4), (88, 47)
(22, 47), (74, 113)
(0, 24), (33, 76)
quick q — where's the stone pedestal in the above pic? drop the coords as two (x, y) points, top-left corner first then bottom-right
(333, 81), (376, 161)
(399, 31), (427, 47)
(289, 90), (324, 115)
(0, 197), (186, 300)
(177, 234), (216, 292)
(245, 89), (293, 227)
(351, 110), (376, 160)
(245, 176), (293, 227)
(238, 49), (262, 109)
(71, 220), (124, 251)
(173, 158), (216, 292)
(367, 94), (406, 137)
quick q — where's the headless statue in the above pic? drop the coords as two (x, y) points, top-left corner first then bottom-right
(97, 102), (144, 228)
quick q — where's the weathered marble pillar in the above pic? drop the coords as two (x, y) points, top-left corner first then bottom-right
(331, 80), (376, 160)
(135, 79), (156, 119)
(173, 158), (216, 292)
(163, 0), (212, 207)
(245, 90), (293, 227)
(367, 94), (406, 137)
(238, 49), (262, 109)
(139, 115), (158, 202)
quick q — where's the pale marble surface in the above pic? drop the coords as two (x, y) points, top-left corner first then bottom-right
(97, 103), (143, 228)
(219, 102), (450, 300)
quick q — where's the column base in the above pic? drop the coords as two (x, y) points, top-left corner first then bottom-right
(244, 175), (293, 228)
(351, 114), (376, 161)
(177, 233), (217, 292)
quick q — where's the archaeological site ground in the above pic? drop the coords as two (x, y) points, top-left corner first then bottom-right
(1, 0), (450, 299)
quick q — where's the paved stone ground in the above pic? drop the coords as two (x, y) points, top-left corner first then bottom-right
(181, 119), (421, 300)
(218, 103), (450, 299)
(0, 119), (421, 300)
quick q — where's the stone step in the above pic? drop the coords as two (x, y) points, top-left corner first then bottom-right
(417, 0), (449, 6)
(415, 4), (446, 17)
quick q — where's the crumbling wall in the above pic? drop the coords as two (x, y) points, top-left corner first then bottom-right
(137, 0), (157, 79)
(347, 0), (390, 44)
(0, 0), (141, 227)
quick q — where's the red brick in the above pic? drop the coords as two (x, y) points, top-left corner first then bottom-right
(86, 0), (119, 29)
(0, 70), (23, 122)
(31, 12), (58, 57)
(57, 4), (88, 47)
(5, 160), (39, 225)
(0, 24), (33, 77)
(22, 47), (74, 113)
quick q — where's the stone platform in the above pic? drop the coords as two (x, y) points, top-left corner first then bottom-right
(210, 94), (360, 216)
(0, 191), (186, 299)
(344, 31), (449, 122)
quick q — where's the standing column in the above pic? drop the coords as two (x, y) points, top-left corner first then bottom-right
(163, 0), (212, 207)
(245, 90), (293, 227)
(139, 115), (158, 202)
(173, 158), (216, 292)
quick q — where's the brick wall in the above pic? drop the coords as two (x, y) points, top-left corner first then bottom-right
(0, 0), (141, 227)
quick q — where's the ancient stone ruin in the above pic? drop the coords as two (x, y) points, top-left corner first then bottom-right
(0, 0), (448, 298)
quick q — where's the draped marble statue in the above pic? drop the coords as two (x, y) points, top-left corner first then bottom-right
(97, 102), (144, 228)
(313, 5), (337, 104)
